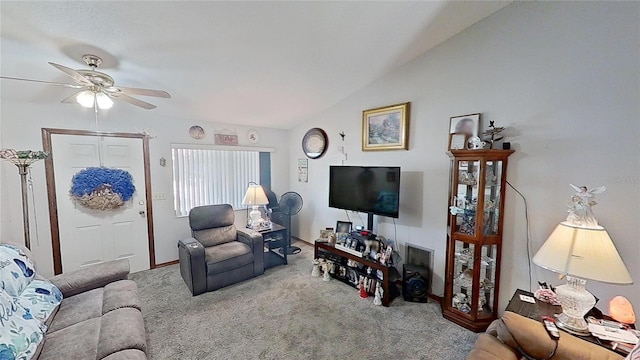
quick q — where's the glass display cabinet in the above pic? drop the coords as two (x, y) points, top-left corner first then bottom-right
(443, 149), (515, 332)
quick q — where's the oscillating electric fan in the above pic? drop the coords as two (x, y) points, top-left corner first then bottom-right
(278, 191), (303, 255)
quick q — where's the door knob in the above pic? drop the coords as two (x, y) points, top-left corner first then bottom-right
(139, 210), (146, 218)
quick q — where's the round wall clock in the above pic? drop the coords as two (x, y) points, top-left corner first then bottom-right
(247, 129), (260, 144)
(189, 125), (205, 139)
(302, 128), (328, 159)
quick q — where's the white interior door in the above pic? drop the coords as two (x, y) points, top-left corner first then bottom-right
(51, 134), (150, 273)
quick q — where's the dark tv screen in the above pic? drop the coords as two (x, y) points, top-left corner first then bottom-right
(329, 166), (401, 218)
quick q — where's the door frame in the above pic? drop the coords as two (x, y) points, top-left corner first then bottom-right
(42, 128), (156, 274)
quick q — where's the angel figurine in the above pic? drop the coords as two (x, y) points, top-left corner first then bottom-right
(373, 282), (383, 306)
(322, 261), (333, 282)
(311, 259), (321, 277)
(567, 184), (606, 227)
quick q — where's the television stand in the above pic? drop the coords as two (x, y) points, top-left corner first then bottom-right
(314, 240), (400, 307)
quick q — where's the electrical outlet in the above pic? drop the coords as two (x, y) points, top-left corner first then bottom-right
(153, 193), (167, 200)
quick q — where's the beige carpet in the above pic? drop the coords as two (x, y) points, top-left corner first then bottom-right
(129, 244), (478, 360)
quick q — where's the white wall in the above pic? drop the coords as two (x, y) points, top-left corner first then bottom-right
(287, 2), (640, 312)
(0, 99), (289, 276)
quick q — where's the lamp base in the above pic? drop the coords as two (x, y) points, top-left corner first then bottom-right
(248, 207), (265, 229)
(555, 312), (592, 336)
(554, 276), (596, 336)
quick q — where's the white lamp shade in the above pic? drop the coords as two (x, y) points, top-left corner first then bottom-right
(76, 90), (95, 108)
(242, 184), (268, 206)
(95, 92), (113, 109)
(533, 222), (633, 284)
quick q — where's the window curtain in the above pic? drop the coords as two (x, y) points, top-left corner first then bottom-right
(172, 149), (260, 216)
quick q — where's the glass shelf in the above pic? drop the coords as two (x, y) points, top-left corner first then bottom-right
(482, 161), (503, 236)
(451, 240), (497, 318)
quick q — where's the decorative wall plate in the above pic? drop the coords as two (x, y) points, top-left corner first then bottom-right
(247, 129), (260, 144)
(302, 128), (328, 159)
(189, 125), (205, 139)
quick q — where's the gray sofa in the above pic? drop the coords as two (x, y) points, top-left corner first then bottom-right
(41, 259), (147, 360)
(178, 204), (264, 295)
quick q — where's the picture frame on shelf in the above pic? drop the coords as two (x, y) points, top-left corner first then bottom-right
(336, 232), (349, 245)
(449, 133), (469, 151)
(450, 113), (481, 139)
(336, 221), (352, 234)
(319, 229), (334, 242)
(347, 269), (358, 285)
(362, 102), (410, 151)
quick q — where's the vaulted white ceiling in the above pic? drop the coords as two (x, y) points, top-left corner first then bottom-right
(1, 1), (510, 129)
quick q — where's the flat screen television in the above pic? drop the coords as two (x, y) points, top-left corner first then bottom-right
(329, 166), (401, 218)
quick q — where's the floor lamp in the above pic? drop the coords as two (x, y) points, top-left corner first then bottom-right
(0, 149), (49, 250)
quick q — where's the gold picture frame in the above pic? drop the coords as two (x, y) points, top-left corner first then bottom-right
(449, 133), (469, 151)
(362, 102), (410, 151)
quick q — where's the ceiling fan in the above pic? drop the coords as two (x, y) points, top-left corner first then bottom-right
(0, 54), (170, 110)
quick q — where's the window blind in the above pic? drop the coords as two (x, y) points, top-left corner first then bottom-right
(172, 148), (260, 217)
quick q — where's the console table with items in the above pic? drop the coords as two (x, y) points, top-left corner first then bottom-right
(260, 223), (288, 269)
(506, 289), (635, 356)
(314, 240), (400, 307)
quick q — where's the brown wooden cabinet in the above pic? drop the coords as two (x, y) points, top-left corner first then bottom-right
(443, 149), (514, 332)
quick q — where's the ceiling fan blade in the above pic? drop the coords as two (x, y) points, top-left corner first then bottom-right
(108, 86), (171, 98)
(0, 76), (84, 89)
(60, 91), (84, 104)
(48, 62), (94, 86)
(107, 92), (157, 110)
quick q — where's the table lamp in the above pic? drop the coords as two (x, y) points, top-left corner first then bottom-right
(533, 184), (633, 335)
(242, 182), (269, 229)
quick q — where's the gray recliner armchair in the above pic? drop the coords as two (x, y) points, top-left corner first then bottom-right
(178, 204), (264, 295)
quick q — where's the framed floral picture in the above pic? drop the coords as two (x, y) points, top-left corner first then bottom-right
(362, 102), (410, 151)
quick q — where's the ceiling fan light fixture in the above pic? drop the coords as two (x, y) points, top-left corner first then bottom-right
(76, 90), (95, 108)
(95, 92), (113, 109)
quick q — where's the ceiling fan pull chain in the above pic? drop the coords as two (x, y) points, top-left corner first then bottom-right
(94, 98), (99, 126)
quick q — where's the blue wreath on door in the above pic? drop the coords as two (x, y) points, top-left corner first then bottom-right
(70, 167), (136, 210)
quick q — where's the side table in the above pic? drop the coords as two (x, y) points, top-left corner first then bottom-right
(260, 224), (288, 269)
(506, 289), (632, 356)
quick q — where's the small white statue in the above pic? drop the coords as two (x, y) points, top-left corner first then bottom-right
(322, 262), (333, 282)
(467, 136), (486, 150)
(311, 259), (321, 277)
(373, 282), (383, 306)
(567, 184), (606, 227)
(377, 246), (393, 266)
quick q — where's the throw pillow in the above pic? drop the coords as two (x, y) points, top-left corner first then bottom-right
(17, 279), (63, 325)
(0, 290), (46, 360)
(0, 244), (36, 297)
